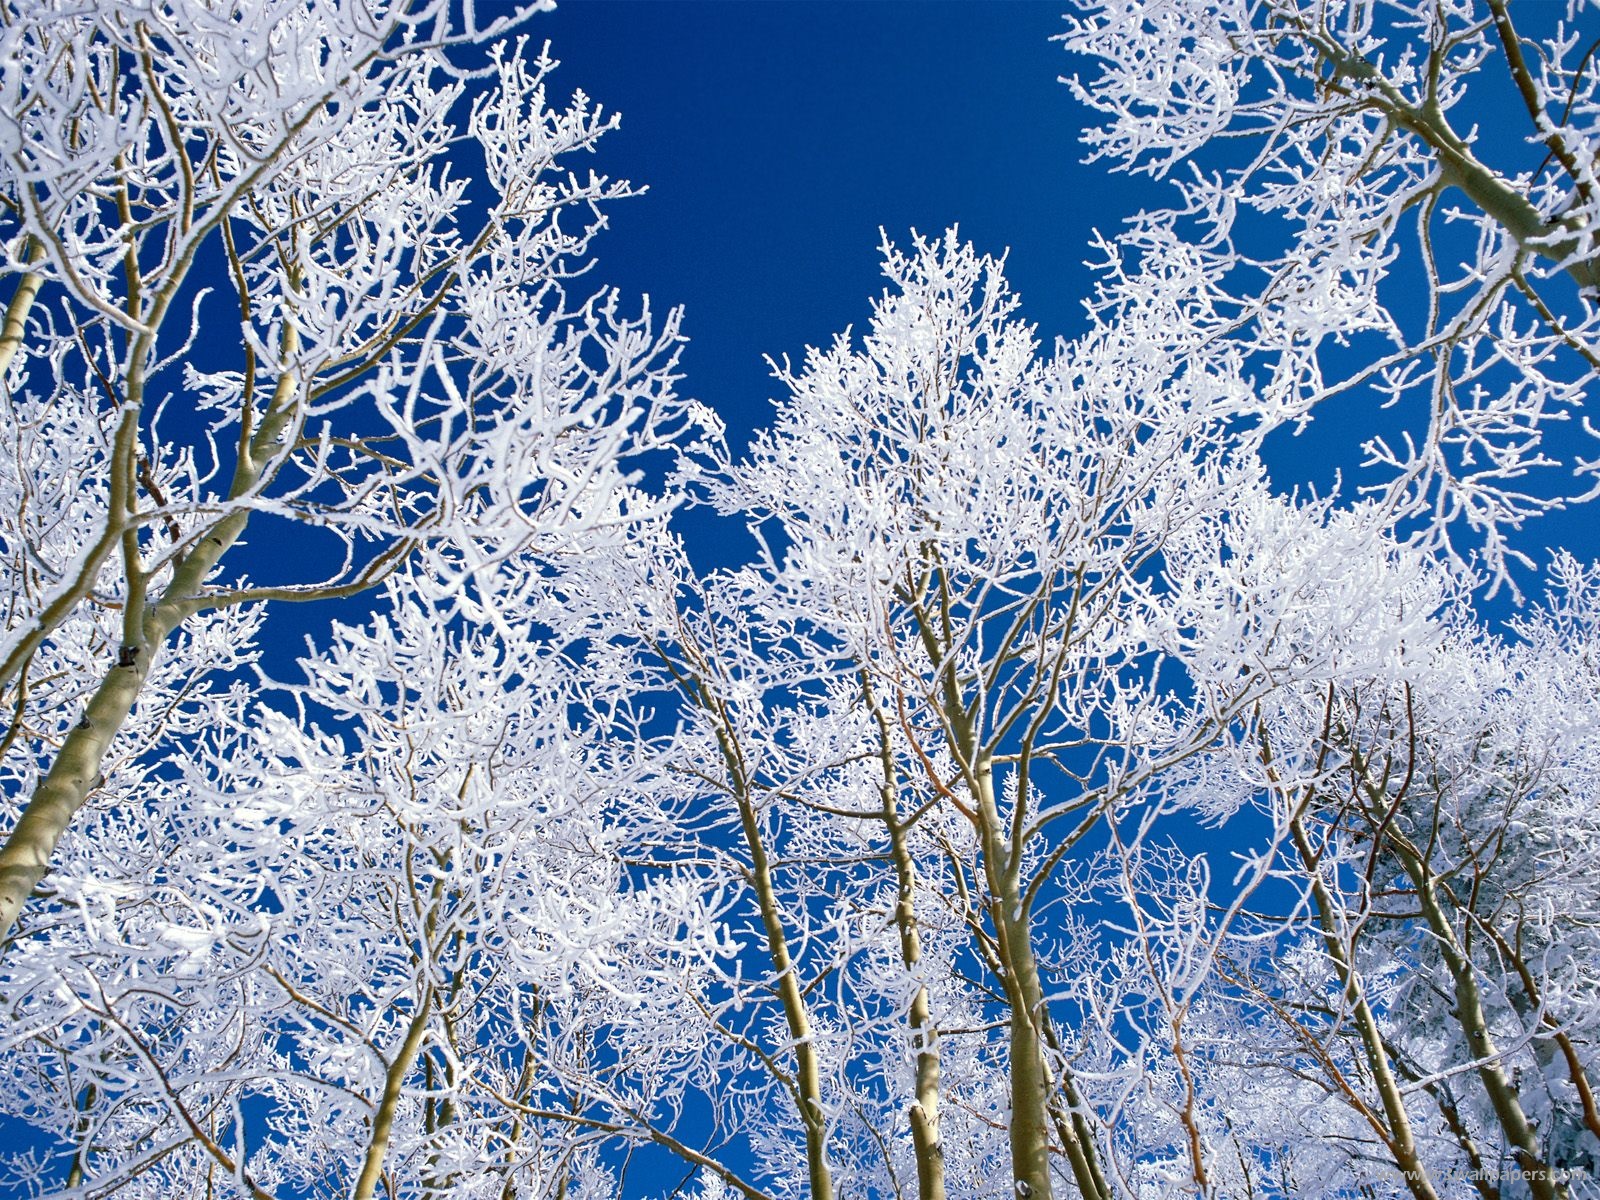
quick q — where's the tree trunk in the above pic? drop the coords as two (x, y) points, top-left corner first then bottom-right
(868, 681), (946, 1200)
(0, 239), (43, 380)
(1386, 828), (1565, 1200)
(0, 329), (300, 945)
(720, 720), (834, 1200)
(974, 753), (1054, 1200)
(352, 992), (434, 1200)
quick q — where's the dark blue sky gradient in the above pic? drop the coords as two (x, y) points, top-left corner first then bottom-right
(533, 0), (1117, 452)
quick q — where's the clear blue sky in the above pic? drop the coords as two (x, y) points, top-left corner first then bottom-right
(533, 0), (1120, 452)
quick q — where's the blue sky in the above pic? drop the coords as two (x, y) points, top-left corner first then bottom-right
(533, 0), (1118, 452)
(528, 0), (1182, 586)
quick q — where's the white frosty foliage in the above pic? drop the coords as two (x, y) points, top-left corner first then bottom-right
(2, 2), (1599, 1198)
(1063, 0), (1600, 588)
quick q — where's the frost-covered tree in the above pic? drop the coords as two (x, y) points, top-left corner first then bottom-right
(5, 4), (1600, 1199)
(1053, 1), (1600, 1192)
(585, 230), (1271, 1200)
(1062, 0), (1600, 583)
(1140, 496), (1600, 1199)
(0, 0), (697, 943)
(567, 223), (1600, 1200)
(0, 548), (736, 1197)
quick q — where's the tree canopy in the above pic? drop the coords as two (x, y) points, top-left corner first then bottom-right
(1, 3), (1598, 1199)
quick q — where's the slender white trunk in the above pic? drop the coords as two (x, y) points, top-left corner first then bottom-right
(0, 246), (42, 379)
(867, 681), (946, 1200)
(0, 328), (300, 944)
(733, 778), (834, 1200)
(973, 754), (1054, 1200)
(352, 993), (433, 1200)
(1386, 827), (1565, 1200)
(885, 788), (945, 1200)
